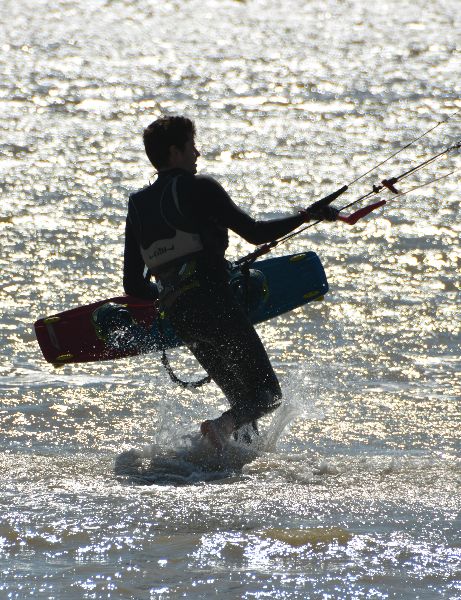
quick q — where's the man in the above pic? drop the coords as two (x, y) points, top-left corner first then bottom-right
(123, 116), (337, 451)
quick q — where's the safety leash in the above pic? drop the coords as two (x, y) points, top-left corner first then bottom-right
(157, 312), (211, 389)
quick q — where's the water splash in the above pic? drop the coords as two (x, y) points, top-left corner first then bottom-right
(114, 433), (260, 485)
(263, 369), (330, 452)
(114, 387), (325, 485)
(262, 401), (303, 452)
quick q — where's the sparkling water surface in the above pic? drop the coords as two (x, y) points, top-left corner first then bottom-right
(1, 0), (460, 598)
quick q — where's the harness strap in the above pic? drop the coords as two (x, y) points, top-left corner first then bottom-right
(241, 263), (251, 312)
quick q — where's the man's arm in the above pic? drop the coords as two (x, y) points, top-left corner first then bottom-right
(123, 217), (158, 300)
(195, 176), (304, 245)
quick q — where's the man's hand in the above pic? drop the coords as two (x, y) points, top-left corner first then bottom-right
(299, 205), (340, 222)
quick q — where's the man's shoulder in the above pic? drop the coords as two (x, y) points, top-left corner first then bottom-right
(195, 173), (221, 186)
(194, 174), (229, 198)
(129, 181), (157, 204)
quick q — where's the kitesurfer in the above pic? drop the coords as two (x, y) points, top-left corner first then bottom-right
(123, 115), (338, 451)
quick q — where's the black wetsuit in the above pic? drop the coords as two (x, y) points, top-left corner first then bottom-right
(123, 168), (304, 428)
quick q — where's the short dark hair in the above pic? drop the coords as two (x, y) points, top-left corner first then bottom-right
(143, 116), (196, 170)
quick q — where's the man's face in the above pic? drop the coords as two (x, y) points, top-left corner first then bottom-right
(170, 136), (200, 174)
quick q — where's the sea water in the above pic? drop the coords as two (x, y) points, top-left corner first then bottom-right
(1, 0), (460, 598)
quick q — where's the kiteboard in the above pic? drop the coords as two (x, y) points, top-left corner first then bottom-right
(34, 251), (328, 367)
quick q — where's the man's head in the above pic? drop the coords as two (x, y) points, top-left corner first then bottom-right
(143, 116), (199, 174)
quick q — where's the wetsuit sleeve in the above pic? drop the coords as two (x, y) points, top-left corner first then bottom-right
(195, 176), (304, 245)
(123, 216), (158, 300)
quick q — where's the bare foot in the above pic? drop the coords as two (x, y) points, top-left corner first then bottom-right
(200, 413), (235, 452)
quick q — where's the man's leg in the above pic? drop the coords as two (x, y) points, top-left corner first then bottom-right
(187, 340), (260, 447)
(167, 286), (282, 448)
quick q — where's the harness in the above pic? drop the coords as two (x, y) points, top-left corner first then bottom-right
(139, 175), (204, 274)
